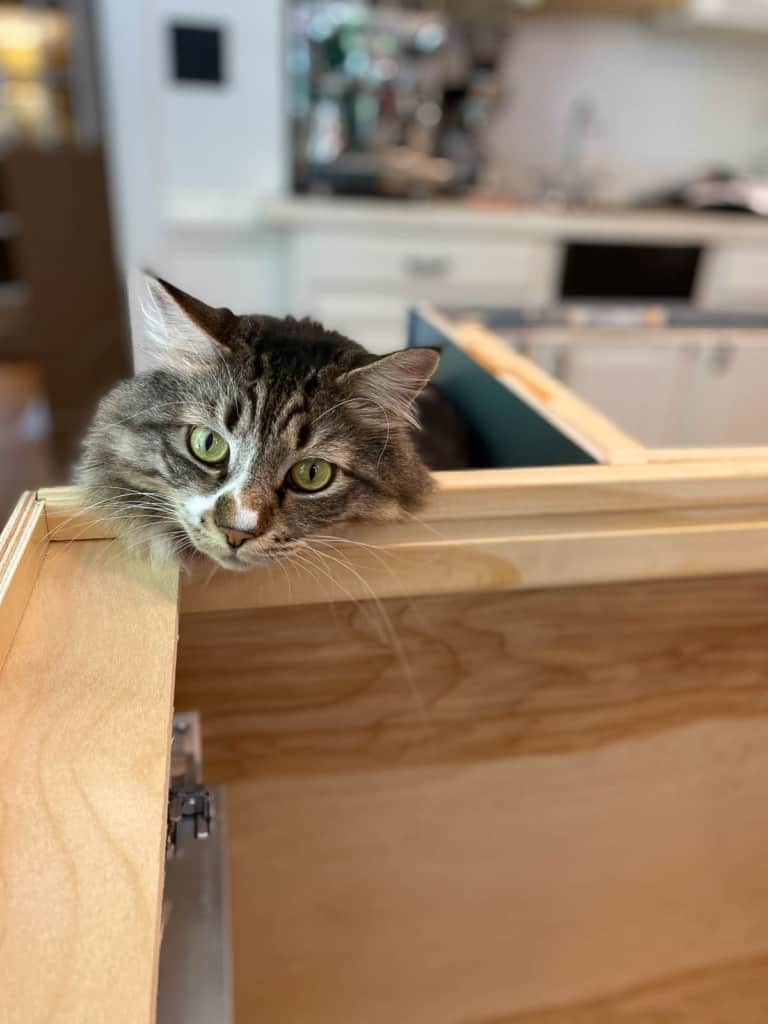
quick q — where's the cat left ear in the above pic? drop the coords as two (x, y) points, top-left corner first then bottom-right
(139, 273), (238, 366)
(340, 347), (440, 427)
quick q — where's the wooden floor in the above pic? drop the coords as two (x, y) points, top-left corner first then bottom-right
(175, 573), (768, 1023)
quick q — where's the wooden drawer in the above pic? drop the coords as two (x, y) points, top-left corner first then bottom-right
(6, 307), (768, 1022)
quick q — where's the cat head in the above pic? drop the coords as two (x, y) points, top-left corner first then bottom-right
(77, 275), (440, 570)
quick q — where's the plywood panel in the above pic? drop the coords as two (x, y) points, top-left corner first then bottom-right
(179, 517), (768, 614)
(227, 719), (768, 1023)
(481, 956), (768, 1022)
(177, 574), (768, 781)
(0, 541), (179, 1024)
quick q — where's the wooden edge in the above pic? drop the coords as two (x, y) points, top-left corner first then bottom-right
(37, 484), (114, 542)
(649, 446), (768, 463)
(0, 540), (179, 1024)
(421, 304), (646, 465)
(428, 461), (768, 519)
(35, 460), (768, 543)
(35, 457), (768, 615)
(181, 515), (768, 614)
(0, 492), (47, 673)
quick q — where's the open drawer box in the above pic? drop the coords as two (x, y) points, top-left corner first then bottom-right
(5, 305), (768, 1023)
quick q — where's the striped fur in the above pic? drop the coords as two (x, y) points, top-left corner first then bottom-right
(77, 278), (439, 570)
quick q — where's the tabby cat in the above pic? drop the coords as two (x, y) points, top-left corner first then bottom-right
(77, 276), (441, 570)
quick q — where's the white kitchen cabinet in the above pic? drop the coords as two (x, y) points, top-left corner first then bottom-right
(696, 244), (768, 310)
(516, 329), (768, 447)
(679, 339), (768, 444)
(289, 229), (558, 352)
(672, 0), (768, 31)
(525, 339), (696, 447)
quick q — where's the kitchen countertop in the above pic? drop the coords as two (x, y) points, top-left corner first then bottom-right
(167, 192), (768, 244)
(264, 197), (768, 243)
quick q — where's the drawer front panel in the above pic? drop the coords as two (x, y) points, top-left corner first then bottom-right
(293, 232), (554, 294)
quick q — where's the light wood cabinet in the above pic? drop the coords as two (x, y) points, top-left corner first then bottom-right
(6, 307), (768, 1022)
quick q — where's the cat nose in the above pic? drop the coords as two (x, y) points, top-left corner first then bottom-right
(220, 525), (257, 550)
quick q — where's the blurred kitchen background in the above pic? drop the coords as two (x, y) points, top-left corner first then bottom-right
(6, 0), (768, 515)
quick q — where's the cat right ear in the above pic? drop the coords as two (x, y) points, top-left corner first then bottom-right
(139, 272), (238, 368)
(338, 346), (441, 428)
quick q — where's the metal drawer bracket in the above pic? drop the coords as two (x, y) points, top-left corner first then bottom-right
(167, 712), (212, 858)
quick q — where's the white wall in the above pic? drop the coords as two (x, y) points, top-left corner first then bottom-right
(489, 16), (768, 202)
(157, 0), (286, 206)
(94, 0), (287, 367)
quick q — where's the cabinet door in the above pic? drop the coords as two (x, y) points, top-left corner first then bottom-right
(527, 340), (695, 448)
(681, 341), (768, 445)
(697, 244), (768, 310)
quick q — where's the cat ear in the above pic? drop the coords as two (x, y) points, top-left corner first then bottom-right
(139, 273), (238, 367)
(340, 347), (440, 427)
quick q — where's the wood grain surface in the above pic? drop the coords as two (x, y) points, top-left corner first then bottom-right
(0, 540), (179, 1024)
(176, 574), (768, 781)
(476, 955), (768, 1023)
(227, 718), (768, 1023)
(179, 514), (768, 614)
(179, 572), (768, 1019)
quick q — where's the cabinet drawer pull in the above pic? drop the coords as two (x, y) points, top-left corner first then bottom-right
(404, 256), (451, 278)
(707, 341), (734, 374)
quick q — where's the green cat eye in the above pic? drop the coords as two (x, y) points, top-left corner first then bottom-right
(289, 458), (334, 493)
(189, 426), (229, 465)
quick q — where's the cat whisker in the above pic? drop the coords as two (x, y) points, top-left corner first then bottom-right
(46, 509), (184, 564)
(41, 492), (153, 543)
(376, 408), (391, 470)
(284, 550), (343, 634)
(310, 397), (383, 428)
(115, 399), (199, 424)
(309, 534), (427, 575)
(311, 533), (395, 558)
(300, 543), (432, 728)
(270, 548), (296, 604)
(309, 537), (396, 579)
(41, 487), (176, 545)
(296, 543), (364, 612)
(400, 508), (448, 541)
(283, 548), (325, 599)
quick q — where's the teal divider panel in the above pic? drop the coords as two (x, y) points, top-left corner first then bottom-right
(409, 309), (596, 469)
